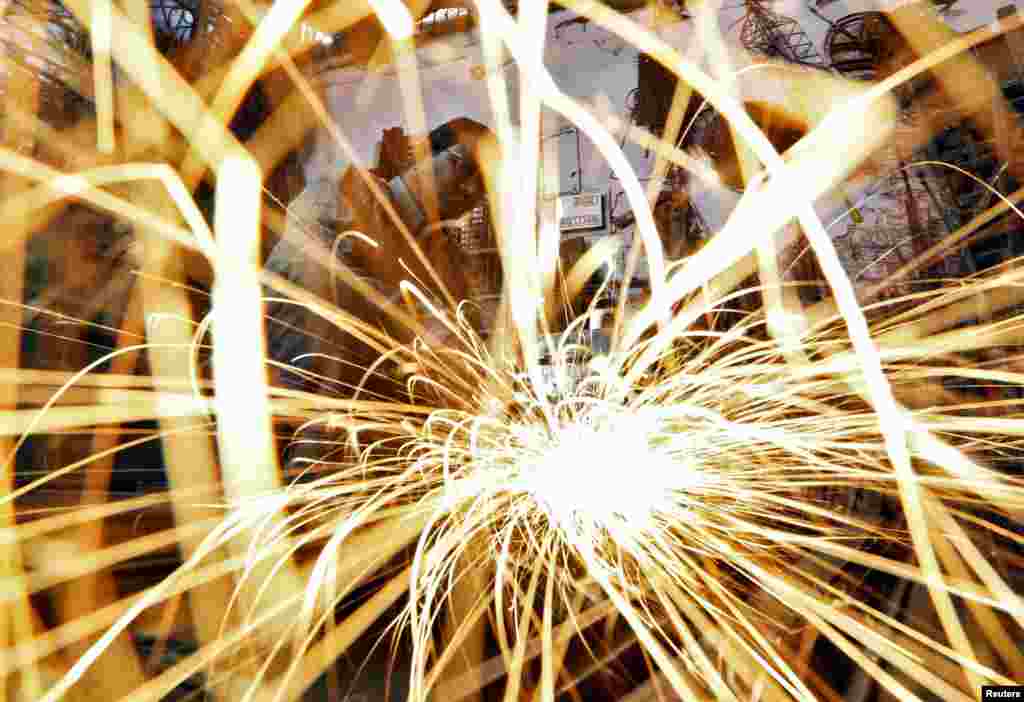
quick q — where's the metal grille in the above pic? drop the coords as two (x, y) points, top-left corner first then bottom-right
(150, 0), (205, 45)
(829, 170), (963, 292)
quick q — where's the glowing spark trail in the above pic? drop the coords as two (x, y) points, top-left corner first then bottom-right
(0, 1), (1023, 701)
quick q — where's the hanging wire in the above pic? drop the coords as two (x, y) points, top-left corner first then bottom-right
(738, 0), (825, 67)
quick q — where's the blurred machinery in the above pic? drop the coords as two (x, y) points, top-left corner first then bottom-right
(150, 0), (202, 46)
(0, 0), (94, 126)
(622, 0), (1024, 305)
(454, 203), (502, 337)
(921, 87), (1024, 271)
(376, 126), (418, 181)
(633, 53), (679, 139)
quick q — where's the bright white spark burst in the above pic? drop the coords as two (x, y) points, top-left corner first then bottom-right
(512, 409), (704, 538)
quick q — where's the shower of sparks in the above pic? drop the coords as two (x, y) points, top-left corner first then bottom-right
(0, 0), (1023, 701)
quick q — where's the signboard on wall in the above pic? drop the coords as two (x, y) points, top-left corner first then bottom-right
(557, 192), (605, 233)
